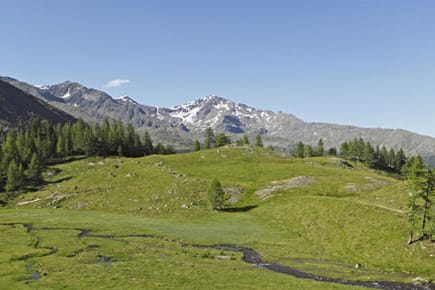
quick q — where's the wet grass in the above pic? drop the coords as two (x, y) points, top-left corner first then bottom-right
(1, 146), (434, 289)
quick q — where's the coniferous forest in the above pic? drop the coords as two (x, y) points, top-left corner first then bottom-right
(0, 118), (174, 202)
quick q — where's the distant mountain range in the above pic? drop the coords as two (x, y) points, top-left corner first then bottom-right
(2, 76), (435, 165)
(0, 78), (75, 130)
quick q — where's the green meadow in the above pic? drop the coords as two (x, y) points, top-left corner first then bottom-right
(0, 146), (433, 289)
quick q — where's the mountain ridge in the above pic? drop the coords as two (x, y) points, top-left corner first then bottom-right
(2, 76), (435, 164)
(0, 79), (76, 129)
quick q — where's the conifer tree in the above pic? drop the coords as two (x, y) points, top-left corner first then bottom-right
(327, 147), (337, 156)
(193, 140), (201, 151)
(208, 179), (225, 210)
(26, 153), (43, 184)
(395, 148), (407, 173)
(295, 141), (304, 158)
(154, 143), (165, 155)
(304, 145), (313, 158)
(339, 142), (349, 158)
(216, 133), (231, 147)
(5, 160), (22, 192)
(204, 127), (215, 149)
(406, 156), (434, 244)
(1, 131), (17, 171)
(315, 139), (324, 156)
(242, 134), (250, 145)
(143, 131), (154, 155)
(255, 135), (263, 147)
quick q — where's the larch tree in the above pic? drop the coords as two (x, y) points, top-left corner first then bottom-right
(204, 127), (215, 149)
(406, 156), (434, 244)
(295, 141), (304, 158)
(255, 135), (263, 147)
(193, 140), (201, 151)
(316, 139), (324, 156)
(208, 179), (225, 210)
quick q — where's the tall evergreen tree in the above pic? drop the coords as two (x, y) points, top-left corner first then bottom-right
(406, 156), (434, 244)
(143, 131), (154, 155)
(315, 139), (324, 156)
(193, 140), (201, 151)
(154, 143), (166, 155)
(1, 131), (17, 171)
(339, 142), (349, 158)
(295, 141), (304, 158)
(26, 153), (43, 184)
(204, 127), (215, 149)
(5, 160), (22, 192)
(304, 145), (313, 158)
(255, 135), (263, 147)
(394, 148), (407, 173)
(362, 142), (375, 166)
(242, 134), (250, 145)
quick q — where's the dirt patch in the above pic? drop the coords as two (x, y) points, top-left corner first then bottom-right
(256, 176), (315, 200)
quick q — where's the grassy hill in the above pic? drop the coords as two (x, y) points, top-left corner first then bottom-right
(0, 146), (433, 289)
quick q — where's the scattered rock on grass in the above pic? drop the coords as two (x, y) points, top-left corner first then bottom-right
(256, 176), (315, 200)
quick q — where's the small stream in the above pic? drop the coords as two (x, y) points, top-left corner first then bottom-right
(2, 223), (433, 289)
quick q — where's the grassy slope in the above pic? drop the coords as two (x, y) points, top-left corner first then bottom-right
(0, 146), (433, 289)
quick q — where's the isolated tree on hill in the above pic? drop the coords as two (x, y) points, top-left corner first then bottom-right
(255, 135), (263, 147)
(208, 179), (225, 210)
(406, 156), (434, 244)
(193, 140), (201, 151)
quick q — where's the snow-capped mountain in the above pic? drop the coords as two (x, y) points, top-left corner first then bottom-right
(2, 75), (435, 165)
(168, 95), (303, 135)
(116, 95), (138, 105)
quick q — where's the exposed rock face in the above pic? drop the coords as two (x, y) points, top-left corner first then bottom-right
(2, 76), (435, 165)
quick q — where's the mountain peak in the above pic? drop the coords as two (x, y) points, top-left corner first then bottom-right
(116, 95), (138, 105)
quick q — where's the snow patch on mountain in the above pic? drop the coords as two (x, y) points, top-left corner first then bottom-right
(62, 89), (71, 99)
(117, 95), (138, 105)
(35, 85), (50, 90)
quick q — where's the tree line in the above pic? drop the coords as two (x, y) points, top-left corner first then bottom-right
(293, 138), (408, 174)
(0, 118), (174, 200)
(193, 127), (265, 151)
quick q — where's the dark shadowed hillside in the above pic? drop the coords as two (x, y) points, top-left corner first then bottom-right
(0, 79), (76, 129)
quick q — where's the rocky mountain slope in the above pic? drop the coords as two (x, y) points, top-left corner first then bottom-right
(0, 79), (76, 130)
(2, 76), (435, 164)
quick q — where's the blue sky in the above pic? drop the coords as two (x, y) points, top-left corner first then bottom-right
(1, 0), (435, 137)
